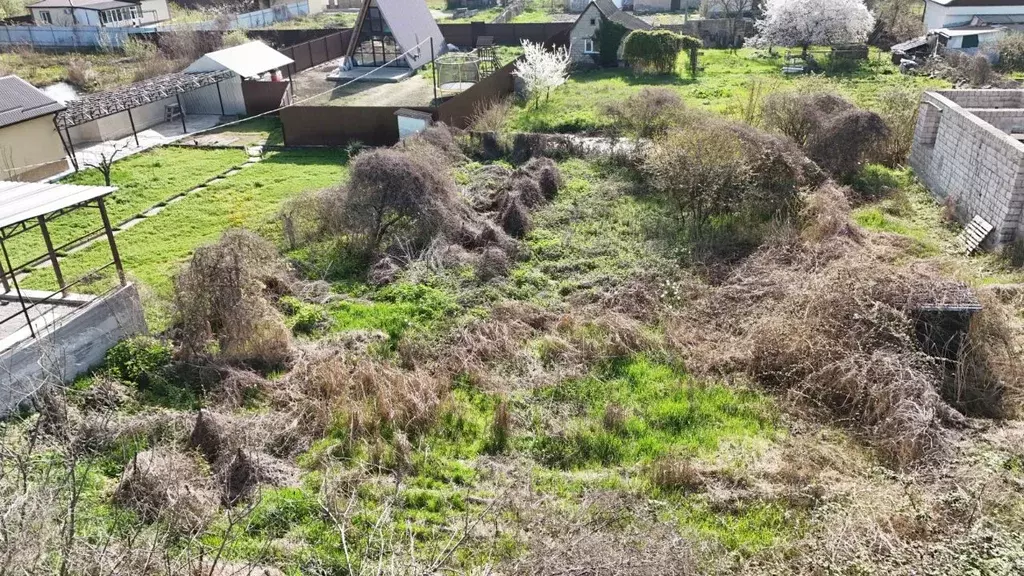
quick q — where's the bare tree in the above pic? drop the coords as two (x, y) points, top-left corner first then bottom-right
(87, 142), (131, 187)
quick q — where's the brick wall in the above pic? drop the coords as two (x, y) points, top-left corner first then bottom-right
(911, 91), (1024, 245)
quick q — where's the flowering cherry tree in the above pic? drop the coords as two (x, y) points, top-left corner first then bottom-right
(514, 40), (572, 108)
(751, 0), (875, 55)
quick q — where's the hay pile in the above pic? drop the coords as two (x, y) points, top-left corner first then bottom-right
(114, 449), (216, 534)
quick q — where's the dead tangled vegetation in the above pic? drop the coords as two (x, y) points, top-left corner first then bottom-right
(2, 99), (1024, 574)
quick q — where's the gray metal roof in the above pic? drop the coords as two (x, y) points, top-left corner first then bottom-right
(0, 75), (65, 129)
(0, 181), (116, 229)
(589, 0), (652, 31)
(347, 0), (446, 70)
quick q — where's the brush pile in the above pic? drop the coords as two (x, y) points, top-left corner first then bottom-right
(671, 183), (1022, 465)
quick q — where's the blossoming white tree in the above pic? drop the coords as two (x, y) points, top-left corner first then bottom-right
(751, 0), (875, 56)
(514, 40), (572, 108)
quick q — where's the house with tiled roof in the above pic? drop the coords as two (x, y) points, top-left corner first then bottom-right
(0, 75), (68, 181)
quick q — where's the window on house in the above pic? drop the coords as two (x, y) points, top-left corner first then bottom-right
(962, 34), (979, 49)
(590, 18), (596, 25)
(39, 10), (52, 23)
(583, 38), (596, 54)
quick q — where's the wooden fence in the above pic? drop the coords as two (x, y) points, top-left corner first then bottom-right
(276, 29), (352, 75)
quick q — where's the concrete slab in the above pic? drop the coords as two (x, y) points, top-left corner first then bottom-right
(70, 115), (225, 170)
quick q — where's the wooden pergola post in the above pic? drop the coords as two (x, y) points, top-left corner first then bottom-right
(36, 216), (66, 297)
(175, 93), (187, 134)
(127, 107), (140, 147)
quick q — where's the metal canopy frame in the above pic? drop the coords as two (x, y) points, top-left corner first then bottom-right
(0, 193), (125, 341)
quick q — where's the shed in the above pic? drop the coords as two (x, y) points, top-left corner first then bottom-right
(185, 41), (296, 115)
(0, 75), (69, 181)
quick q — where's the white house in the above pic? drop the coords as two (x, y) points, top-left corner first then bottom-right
(27, 0), (169, 27)
(924, 0), (1024, 32)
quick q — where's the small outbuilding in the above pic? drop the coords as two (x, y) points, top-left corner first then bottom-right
(333, 0), (446, 81)
(0, 75), (69, 181)
(568, 0), (652, 65)
(185, 40), (296, 115)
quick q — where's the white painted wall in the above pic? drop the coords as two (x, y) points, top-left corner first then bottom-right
(925, 1), (1024, 31)
(67, 96), (177, 145)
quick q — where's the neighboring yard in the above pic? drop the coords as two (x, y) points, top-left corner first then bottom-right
(508, 48), (950, 133)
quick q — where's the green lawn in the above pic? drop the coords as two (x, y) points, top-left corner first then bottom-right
(5, 147), (245, 274)
(21, 149), (348, 327)
(508, 48), (950, 134)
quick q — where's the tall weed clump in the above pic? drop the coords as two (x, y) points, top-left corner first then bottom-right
(174, 229), (292, 367)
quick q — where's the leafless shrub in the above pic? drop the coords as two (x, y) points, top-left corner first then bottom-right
(801, 182), (862, 242)
(131, 56), (180, 82)
(875, 87), (921, 167)
(806, 109), (890, 178)
(66, 57), (99, 90)
(644, 123), (750, 232)
(761, 91), (848, 146)
(400, 123), (463, 166)
(490, 399), (511, 452)
(159, 29), (221, 61)
(952, 290), (1024, 419)
(602, 87), (684, 139)
(221, 448), (299, 505)
(174, 230), (293, 367)
(323, 147), (479, 258)
(476, 246), (512, 281)
(212, 368), (270, 409)
(189, 409), (231, 464)
(114, 449), (216, 535)
(465, 164), (514, 212)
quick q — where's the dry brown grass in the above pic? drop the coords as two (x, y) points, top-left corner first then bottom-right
(502, 491), (705, 575)
(273, 346), (447, 443)
(668, 183), (1020, 466)
(114, 448), (216, 535)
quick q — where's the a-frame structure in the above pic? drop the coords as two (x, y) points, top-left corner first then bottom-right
(345, 0), (446, 71)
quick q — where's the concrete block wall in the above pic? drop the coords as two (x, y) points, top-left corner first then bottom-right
(935, 89), (1024, 109)
(910, 91), (1024, 245)
(967, 109), (1024, 135)
(0, 285), (146, 416)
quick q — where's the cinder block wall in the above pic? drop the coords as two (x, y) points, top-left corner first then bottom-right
(935, 89), (1024, 109)
(910, 91), (1024, 245)
(0, 284), (147, 416)
(969, 109), (1024, 135)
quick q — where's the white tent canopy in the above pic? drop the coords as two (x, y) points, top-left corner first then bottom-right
(185, 41), (295, 78)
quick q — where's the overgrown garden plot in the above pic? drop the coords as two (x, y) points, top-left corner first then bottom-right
(508, 48), (949, 134)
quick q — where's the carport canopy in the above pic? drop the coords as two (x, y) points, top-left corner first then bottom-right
(0, 180), (126, 339)
(185, 41), (295, 78)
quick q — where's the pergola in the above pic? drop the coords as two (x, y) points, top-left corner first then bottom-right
(0, 181), (124, 342)
(54, 70), (234, 168)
